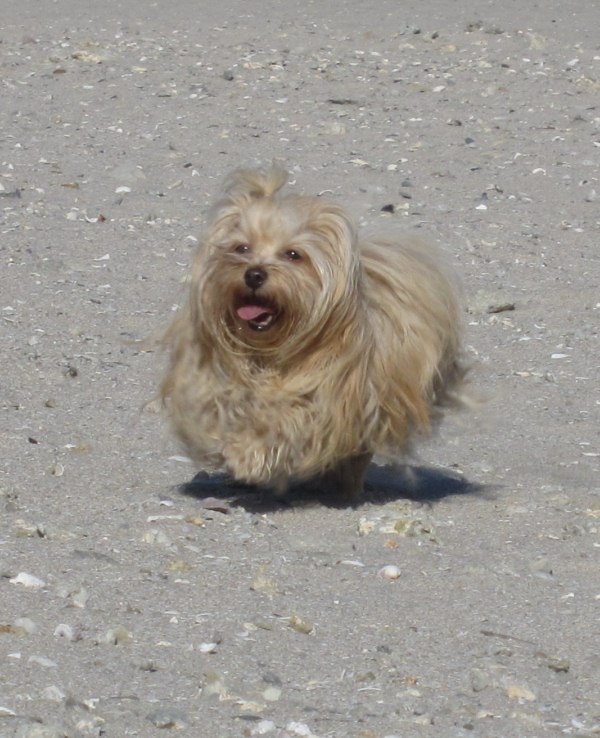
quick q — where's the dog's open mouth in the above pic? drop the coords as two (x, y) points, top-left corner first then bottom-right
(236, 299), (279, 332)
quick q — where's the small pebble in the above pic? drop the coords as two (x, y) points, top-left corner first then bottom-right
(262, 685), (281, 701)
(185, 514), (206, 527)
(357, 517), (376, 536)
(72, 587), (90, 609)
(14, 520), (45, 538)
(413, 714), (434, 726)
(547, 657), (571, 673)
(14, 617), (37, 635)
(49, 462), (64, 477)
(143, 529), (174, 547)
(28, 655), (57, 668)
(287, 614), (314, 635)
(285, 722), (317, 737)
(75, 716), (105, 734)
(339, 559), (365, 567)
(262, 671), (282, 685)
(202, 670), (227, 696)
(470, 668), (490, 692)
(237, 700), (263, 713)
(54, 623), (80, 641)
(9, 572), (46, 588)
(41, 685), (66, 702)
(529, 556), (554, 579)
(506, 684), (536, 701)
(99, 626), (132, 645)
(249, 720), (277, 735)
(147, 708), (188, 729)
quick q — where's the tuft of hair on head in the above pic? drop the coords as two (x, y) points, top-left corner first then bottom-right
(222, 163), (289, 202)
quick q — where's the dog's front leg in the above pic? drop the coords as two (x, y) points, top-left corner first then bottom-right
(324, 452), (372, 505)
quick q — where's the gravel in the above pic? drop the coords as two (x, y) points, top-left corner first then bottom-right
(1, 0), (599, 736)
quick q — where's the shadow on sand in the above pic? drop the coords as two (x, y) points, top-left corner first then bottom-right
(179, 462), (483, 512)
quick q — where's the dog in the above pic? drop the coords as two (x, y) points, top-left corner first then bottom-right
(159, 166), (464, 503)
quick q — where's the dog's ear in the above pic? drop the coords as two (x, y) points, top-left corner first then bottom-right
(222, 164), (288, 202)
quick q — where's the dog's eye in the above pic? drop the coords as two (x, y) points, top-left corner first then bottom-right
(284, 249), (302, 261)
(233, 243), (250, 255)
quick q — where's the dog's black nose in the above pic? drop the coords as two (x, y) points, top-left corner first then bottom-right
(244, 267), (267, 290)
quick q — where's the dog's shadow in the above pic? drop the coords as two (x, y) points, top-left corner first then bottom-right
(180, 463), (482, 512)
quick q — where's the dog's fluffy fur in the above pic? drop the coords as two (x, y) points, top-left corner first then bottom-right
(160, 166), (464, 502)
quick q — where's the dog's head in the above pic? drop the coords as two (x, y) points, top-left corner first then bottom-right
(189, 166), (361, 357)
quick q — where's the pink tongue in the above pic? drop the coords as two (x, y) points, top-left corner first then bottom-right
(237, 304), (274, 321)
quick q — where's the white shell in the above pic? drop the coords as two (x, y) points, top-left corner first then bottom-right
(378, 565), (402, 580)
(9, 572), (46, 588)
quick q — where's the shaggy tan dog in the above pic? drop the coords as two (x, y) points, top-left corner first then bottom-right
(160, 166), (464, 503)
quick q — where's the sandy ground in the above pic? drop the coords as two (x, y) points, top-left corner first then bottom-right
(1, 1), (599, 736)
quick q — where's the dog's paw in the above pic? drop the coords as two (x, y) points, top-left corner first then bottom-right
(222, 436), (292, 487)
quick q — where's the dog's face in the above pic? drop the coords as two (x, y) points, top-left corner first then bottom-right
(190, 169), (361, 355)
